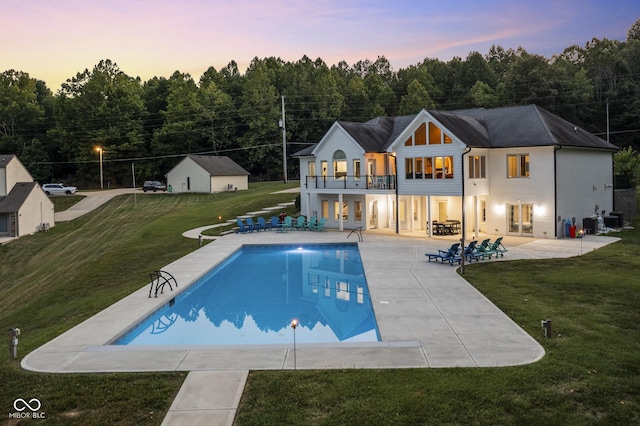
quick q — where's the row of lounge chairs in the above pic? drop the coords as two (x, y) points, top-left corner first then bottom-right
(236, 216), (326, 233)
(425, 237), (508, 266)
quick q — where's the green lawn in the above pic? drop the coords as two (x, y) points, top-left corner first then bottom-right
(0, 182), (298, 425)
(235, 224), (640, 424)
(2, 185), (639, 425)
(50, 194), (85, 212)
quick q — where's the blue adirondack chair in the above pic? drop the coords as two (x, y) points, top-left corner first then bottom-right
(281, 216), (294, 231)
(235, 218), (251, 233)
(257, 217), (271, 231)
(245, 217), (259, 232)
(294, 216), (306, 230)
(312, 217), (326, 231)
(270, 216), (282, 229)
(305, 216), (317, 231)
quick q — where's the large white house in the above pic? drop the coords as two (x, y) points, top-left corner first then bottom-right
(293, 105), (619, 239)
(0, 155), (55, 240)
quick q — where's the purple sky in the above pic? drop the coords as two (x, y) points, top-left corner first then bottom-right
(4, 0), (638, 90)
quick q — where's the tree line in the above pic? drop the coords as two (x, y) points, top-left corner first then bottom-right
(1, 19), (639, 187)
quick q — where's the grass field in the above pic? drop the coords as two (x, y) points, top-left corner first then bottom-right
(1, 184), (639, 425)
(0, 182), (298, 425)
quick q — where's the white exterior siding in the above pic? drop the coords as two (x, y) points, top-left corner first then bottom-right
(166, 157), (210, 193)
(1, 157), (33, 196)
(556, 147), (614, 229)
(18, 189), (55, 236)
(211, 175), (248, 193)
(484, 146), (556, 238)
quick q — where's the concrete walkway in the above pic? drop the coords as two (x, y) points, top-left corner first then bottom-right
(55, 188), (148, 222)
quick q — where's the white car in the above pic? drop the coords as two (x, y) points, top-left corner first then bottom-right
(42, 183), (78, 195)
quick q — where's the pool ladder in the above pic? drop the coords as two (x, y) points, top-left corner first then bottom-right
(148, 270), (178, 298)
(347, 226), (363, 242)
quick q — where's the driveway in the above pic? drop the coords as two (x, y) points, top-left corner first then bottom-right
(54, 188), (144, 222)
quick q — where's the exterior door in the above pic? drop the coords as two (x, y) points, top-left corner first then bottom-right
(369, 200), (378, 229)
(508, 204), (533, 235)
(0, 213), (8, 235)
(438, 201), (447, 221)
(368, 160), (376, 188)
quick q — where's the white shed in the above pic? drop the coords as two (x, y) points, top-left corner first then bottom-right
(166, 155), (250, 194)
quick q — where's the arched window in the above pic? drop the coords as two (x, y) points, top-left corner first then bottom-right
(333, 150), (347, 178)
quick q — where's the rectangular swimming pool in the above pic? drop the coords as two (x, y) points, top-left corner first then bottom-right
(113, 243), (380, 345)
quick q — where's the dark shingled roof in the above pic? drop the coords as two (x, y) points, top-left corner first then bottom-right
(0, 154), (16, 168)
(0, 182), (37, 213)
(452, 105), (618, 150)
(338, 117), (396, 152)
(428, 110), (491, 147)
(292, 105), (617, 156)
(186, 155), (250, 176)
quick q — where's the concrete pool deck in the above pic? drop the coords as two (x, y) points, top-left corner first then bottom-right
(21, 230), (619, 425)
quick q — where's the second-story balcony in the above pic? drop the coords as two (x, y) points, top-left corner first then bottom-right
(305, 175), (396, 191)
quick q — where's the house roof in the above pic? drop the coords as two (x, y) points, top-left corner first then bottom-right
(292, 105), (618, 156)
(186, 155), (250, 176)
(0, 182), (37, 213)
(0, 154), (16, 168)
(453, 105), (619, 150)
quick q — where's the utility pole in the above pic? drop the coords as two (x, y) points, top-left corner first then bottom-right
(606, 98), (610, 144)
(280, 95), (288, 184)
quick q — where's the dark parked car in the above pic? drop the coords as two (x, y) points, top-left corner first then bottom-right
(143, 181), (167, 192)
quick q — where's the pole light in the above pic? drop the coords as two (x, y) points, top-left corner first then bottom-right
(290, 318), (298, 370)
(218, 215), (222, 235)
(95, 147), (104, 189)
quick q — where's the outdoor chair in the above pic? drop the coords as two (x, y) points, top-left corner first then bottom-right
(426, 243), (461, 265)
(474, 238), (491, 257)
(305, 216), (317, 231)
(245, 217), (259, 232)
(281, 216), (294, 232)
(294, 216), (306, 230)
(256, 217), (270, 231)
(463, 240), (482, 262)
(482, 237), (508, 259)
(235, 218), (251, 234)
(312, 217), (326, 231)
(270, 216), (282, 229)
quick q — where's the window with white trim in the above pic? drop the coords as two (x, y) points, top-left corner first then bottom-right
(469, 155), (486, 179)
(507, 154), (529, 178)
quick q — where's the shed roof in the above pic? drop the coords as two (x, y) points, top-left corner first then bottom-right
(186, 155), (250, 176)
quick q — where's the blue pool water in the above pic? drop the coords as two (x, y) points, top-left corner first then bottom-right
(114, 244), (380, 345)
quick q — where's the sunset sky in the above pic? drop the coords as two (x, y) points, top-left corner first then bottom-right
(4, 0), (639, 90)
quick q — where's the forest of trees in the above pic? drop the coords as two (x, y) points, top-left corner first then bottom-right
(1, 19), (640, 187)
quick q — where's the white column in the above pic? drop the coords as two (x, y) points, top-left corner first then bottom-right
(427, 195), (432, 237)
(338, 193), (344, 231)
